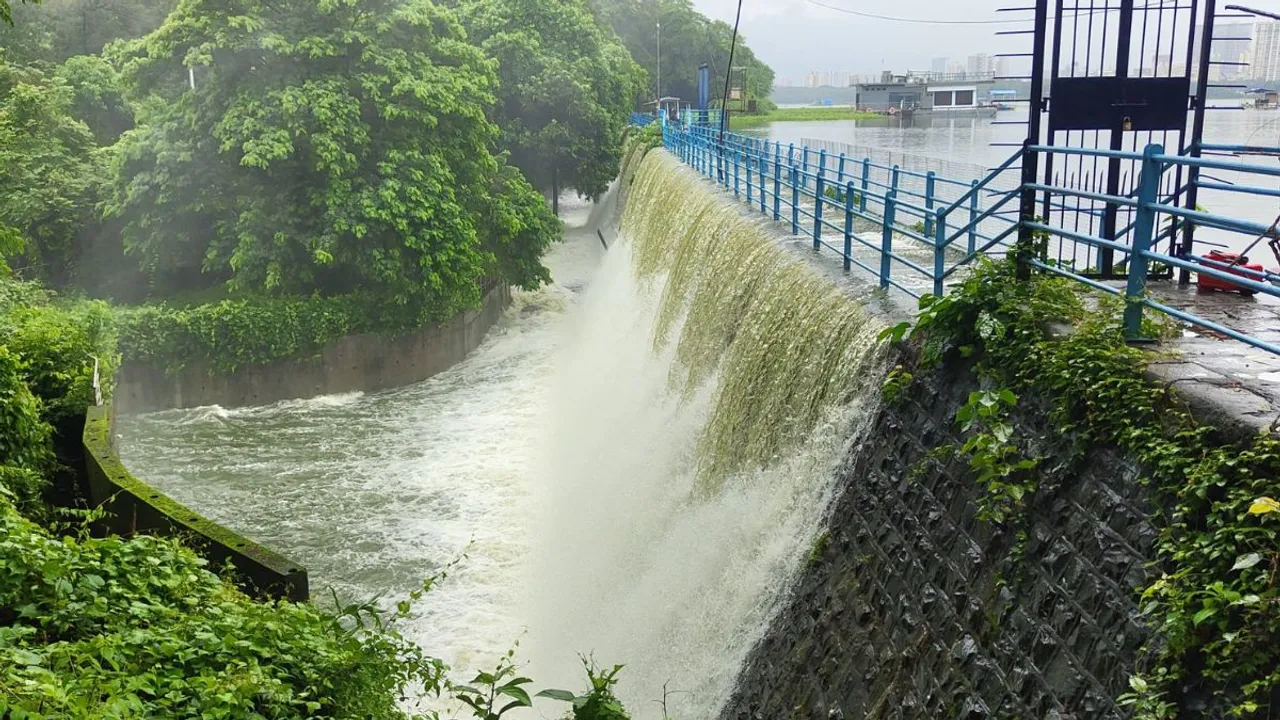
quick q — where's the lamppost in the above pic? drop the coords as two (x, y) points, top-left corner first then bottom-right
(656, 19), (662, 102)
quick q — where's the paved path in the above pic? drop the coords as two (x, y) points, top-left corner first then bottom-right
(1146, 281), (1280, 438)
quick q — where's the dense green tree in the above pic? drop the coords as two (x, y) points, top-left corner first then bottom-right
(0, 58), (106, 287)
(589, 0), (774, 111)
(54, 54), (133, 144)
(1, 0), (176, 64)
(107, 0), (560, 309)
(451, 0), (646, 209)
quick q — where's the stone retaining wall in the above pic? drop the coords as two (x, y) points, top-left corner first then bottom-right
(720, 358), (1156, 719)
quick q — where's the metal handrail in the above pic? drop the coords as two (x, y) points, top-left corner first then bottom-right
(657, 120), (1280, 356)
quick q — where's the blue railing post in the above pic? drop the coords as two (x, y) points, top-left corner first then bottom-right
(814, 155), (827, 250)
(837, 153), (847, 186)
(881, 192), (896, 289)
(791, 166), (800, 235)
(746, 152), (753, 205)
(733, 148), (741, 196)
(802, 147), (811, 190)
(1124, 143), (1164, 338)
(924, 171), (937, 239)
(787, 143), (795, 171)
(752, 144), (762, 212)
(933, 211), (947, 297)
(843, 181), (855, 272)
(860, 158), (870, 213)
(968, 179), (979, 255)
(891, 165), (901, 196)
(773, 149), (782, 221)
(719, 138), (727, 187)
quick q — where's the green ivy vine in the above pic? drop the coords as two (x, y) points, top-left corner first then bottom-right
(886, 257), (1280, 717)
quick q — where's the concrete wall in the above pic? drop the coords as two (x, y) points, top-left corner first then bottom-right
(720, 357), (1156, 719)
(83, 404), (309, 601)
(115, 285), (511, 413)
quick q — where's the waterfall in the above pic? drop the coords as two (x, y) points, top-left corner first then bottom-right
(118, 146), (891, 720)
(523, 149), (887, 717)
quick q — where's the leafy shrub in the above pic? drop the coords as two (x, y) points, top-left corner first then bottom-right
(0, 495), (447, 718)
(0, 463), (46, 516)
(628, 122), (664, 156)
(2, 299), (117, 422)
(116, 292), (444, 374)
(0, 345), (52, 473)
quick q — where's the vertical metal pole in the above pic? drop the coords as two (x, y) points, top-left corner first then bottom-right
(814, 170), (826, 250)
(844, 181), (856, 272)
(933, 212), (948, 297)
(773, 149), (782, 221)
(924, 171), (937, 239)
(1124, 144), (1163, 337)
(724, 136), (730, 188)
(746, 152), (753, 205)
(1017, 0), (1050, 281)
(791, 166), (800, 235)
(860, 158), (871, 213)
(968, 180), (980, 255)
(837, 153), (847, 187)
(802, 147), (811, 190)
(881, 192), (897, 289)
(1101, 0), (1138, 277)
(1182, 1), (1216, 283)
(752, 144), (762, 212)
(1040, 0), (1066, 225)
(734, 148), (741, 196)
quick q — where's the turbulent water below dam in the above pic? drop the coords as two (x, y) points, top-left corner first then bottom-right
(119, 151), (888, 718)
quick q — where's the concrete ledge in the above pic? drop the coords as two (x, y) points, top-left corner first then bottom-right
(115, 285), (512, 413)
(83, 404), (309, 602)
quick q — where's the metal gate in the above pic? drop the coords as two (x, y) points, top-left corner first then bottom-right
(1007, 0), (1227, 279)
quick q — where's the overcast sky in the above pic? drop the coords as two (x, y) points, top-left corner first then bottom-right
(688, 0), (1280, 84)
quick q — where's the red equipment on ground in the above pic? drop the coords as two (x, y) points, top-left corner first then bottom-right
(1196, 249), (1266, 295)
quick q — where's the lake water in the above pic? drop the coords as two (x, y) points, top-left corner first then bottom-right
(746, 111), (1280, 259)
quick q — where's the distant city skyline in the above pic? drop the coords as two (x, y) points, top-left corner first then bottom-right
(687, 0), (1280, 86)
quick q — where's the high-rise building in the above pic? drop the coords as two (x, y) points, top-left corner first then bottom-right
(1195, 22), (1252, 80)
(967, 53), (994, 76)
(995, 56), (1011, 78)
(931, 57), (949, 74)
(1254, 22), (1280, 81)
(802, 71), (855, 87)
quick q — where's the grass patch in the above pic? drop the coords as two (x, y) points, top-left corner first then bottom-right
(730, 106), (882, 130)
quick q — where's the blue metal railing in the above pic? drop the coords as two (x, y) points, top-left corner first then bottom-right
(651, 118), (1280, 356)
(663, 122), (1022, 298)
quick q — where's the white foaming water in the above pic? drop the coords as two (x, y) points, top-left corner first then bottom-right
(118, 160), (884, 719)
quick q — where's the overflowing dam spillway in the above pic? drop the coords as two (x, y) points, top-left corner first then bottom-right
(118, 149), (888, 718)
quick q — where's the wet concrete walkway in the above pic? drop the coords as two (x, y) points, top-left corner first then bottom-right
(1145, 282), (1280, 437)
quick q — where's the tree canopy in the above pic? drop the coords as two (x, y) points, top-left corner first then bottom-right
(0, 58), (106, 287)
(105, 0), (561, 310)
(1, 0), (175, 64)
(450, 0), (646, 205)
(589, 0), (775, 110)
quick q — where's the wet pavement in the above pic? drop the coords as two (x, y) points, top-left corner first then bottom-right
(1144, 281), (1280, 438)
